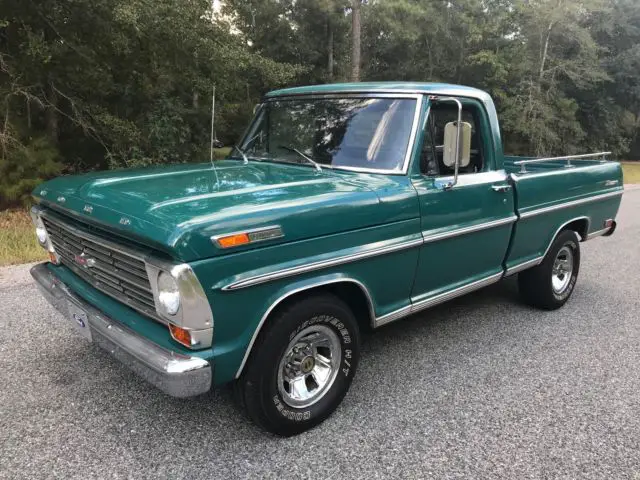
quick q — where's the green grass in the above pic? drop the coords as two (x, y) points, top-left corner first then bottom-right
(622, 162), (640, 184)
(213, 147), (232, 159)
(0, 210), (47, 267)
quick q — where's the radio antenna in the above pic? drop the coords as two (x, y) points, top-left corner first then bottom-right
(209, 84), (220, 186)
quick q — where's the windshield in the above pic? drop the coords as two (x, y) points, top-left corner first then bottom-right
(236, 96), (418, 172)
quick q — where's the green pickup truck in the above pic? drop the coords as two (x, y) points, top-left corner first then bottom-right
(30, 82), (623, 436)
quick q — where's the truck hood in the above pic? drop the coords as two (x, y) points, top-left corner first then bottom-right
(34, 161), (412, 261)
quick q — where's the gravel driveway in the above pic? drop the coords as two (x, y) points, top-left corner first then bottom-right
(1, 190), (639, 479)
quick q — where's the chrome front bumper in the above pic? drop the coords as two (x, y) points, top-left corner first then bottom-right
(30, 263), (212, 398)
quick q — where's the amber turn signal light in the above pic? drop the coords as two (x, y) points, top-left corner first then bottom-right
(216, 233), (250, 248)
(169, 324), (192, 347)
(49, 251), (60, 265)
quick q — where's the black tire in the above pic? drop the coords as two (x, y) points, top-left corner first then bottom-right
(518, 229), (581, 310)
(235, 293), (360, 436)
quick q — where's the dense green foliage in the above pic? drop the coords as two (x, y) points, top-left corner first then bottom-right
(2, 0), (640, 206)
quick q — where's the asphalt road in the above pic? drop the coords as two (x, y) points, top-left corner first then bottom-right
(1, 189), (639, 480)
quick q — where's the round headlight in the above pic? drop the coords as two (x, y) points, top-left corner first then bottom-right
(35, 226), (48, 245)
(158, 272), (180, 315)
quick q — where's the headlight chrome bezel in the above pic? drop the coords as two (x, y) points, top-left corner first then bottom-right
(145, 260), (214, 349)
(30, 205), (60, 264)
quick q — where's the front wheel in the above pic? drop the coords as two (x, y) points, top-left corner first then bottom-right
(235, 293), (360, 436)
(518, 229), (581, 310)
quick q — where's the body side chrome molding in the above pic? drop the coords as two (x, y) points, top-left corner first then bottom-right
(426, 170), (509, 188)
(505, 256), (544, 276)
(375, 272), (503, 328)
(224, 216), (517, 291)
(505, 216), (590, 277)
(586, 226), (614, 240)
(422, 216), (516, 243)
(375, 305), (413, 327)
(234, 278), (376, 379)
(223, 237), (423, 291)
(519, 190), (623, 219)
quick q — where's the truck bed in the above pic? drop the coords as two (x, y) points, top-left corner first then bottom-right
(503, 154), (624, 274)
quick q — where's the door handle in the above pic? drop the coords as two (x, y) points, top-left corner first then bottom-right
(492, 184), (512, 193)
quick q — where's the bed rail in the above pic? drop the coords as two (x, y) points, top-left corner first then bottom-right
(513, 151), (612, 173)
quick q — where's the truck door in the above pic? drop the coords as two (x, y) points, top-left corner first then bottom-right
(409, 97), (515, 310)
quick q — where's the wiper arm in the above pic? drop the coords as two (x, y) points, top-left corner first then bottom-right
(231, 145), (249, 164)
(278, 145), (322, 172)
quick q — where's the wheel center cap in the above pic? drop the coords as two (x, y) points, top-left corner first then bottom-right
(300, 356), (315, 374)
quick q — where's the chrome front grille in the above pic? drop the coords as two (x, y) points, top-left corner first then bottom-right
(42, 214), (161, 322)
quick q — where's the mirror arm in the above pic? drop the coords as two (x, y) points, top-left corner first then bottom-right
(431, 96), (462, 190)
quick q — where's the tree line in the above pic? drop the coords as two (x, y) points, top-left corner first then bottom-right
(1, 0), (640, 207)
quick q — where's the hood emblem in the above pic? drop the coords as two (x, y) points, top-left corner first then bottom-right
(57, 196), (66, 203)
(40, 190), (48, 196)
(74, 252), (96, 268)
(119, 217), (131, 226)
(83, 205), (93, 214)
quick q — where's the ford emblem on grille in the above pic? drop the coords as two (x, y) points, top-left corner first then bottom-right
(74, 252), (96, 268)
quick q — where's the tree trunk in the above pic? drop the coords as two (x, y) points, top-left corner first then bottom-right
(539, 20), (554, 83)
(327, 16), (334, 80)
(350, 0), (361, 82)
(46, 80), (58, 144)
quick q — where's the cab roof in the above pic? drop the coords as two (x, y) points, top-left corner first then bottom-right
(265, 82), (491, 103)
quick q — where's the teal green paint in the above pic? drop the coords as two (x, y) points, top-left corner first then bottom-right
(32, 83), (625, 388)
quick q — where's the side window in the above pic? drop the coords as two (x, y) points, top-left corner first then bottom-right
(420, 102), (485, 176)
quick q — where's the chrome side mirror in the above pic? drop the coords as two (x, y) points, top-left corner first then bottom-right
(443, 121), (471, 171)
(433, 97), (468, 190)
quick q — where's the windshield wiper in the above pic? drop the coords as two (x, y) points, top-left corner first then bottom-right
(278, 145), (322, 172)
(231, 145), (249, 164)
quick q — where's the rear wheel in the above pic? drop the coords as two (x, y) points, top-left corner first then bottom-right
(518, 229), (581, 310)
(235, 293), (360, 436)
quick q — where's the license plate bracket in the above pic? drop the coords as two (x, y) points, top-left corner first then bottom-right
(67, 301), (93, 342)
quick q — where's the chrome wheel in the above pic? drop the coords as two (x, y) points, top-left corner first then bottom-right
(551, 245), (574, 294)
(277, 324), (341, 409)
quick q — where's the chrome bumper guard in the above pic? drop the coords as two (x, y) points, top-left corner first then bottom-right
(30, 263), (212, 398)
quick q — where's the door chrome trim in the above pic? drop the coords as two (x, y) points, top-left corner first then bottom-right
(374, 272), (503, 328)
(234, 278), (376, 379)
(428, 170), (509, 188)
(519, 190), (623, 219)
(422, 216), (516, 244)
(223, 237), (423, 291)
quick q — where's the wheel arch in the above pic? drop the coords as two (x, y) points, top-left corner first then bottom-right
(234, 276), (375, 379)
(542, 216), (590, 259)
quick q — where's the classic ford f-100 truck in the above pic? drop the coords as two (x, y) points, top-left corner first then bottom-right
(29, 83), (623, 435)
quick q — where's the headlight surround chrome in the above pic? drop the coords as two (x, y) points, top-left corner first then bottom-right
(145, 261), (214, 349)
(30, 205), (60, 263)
